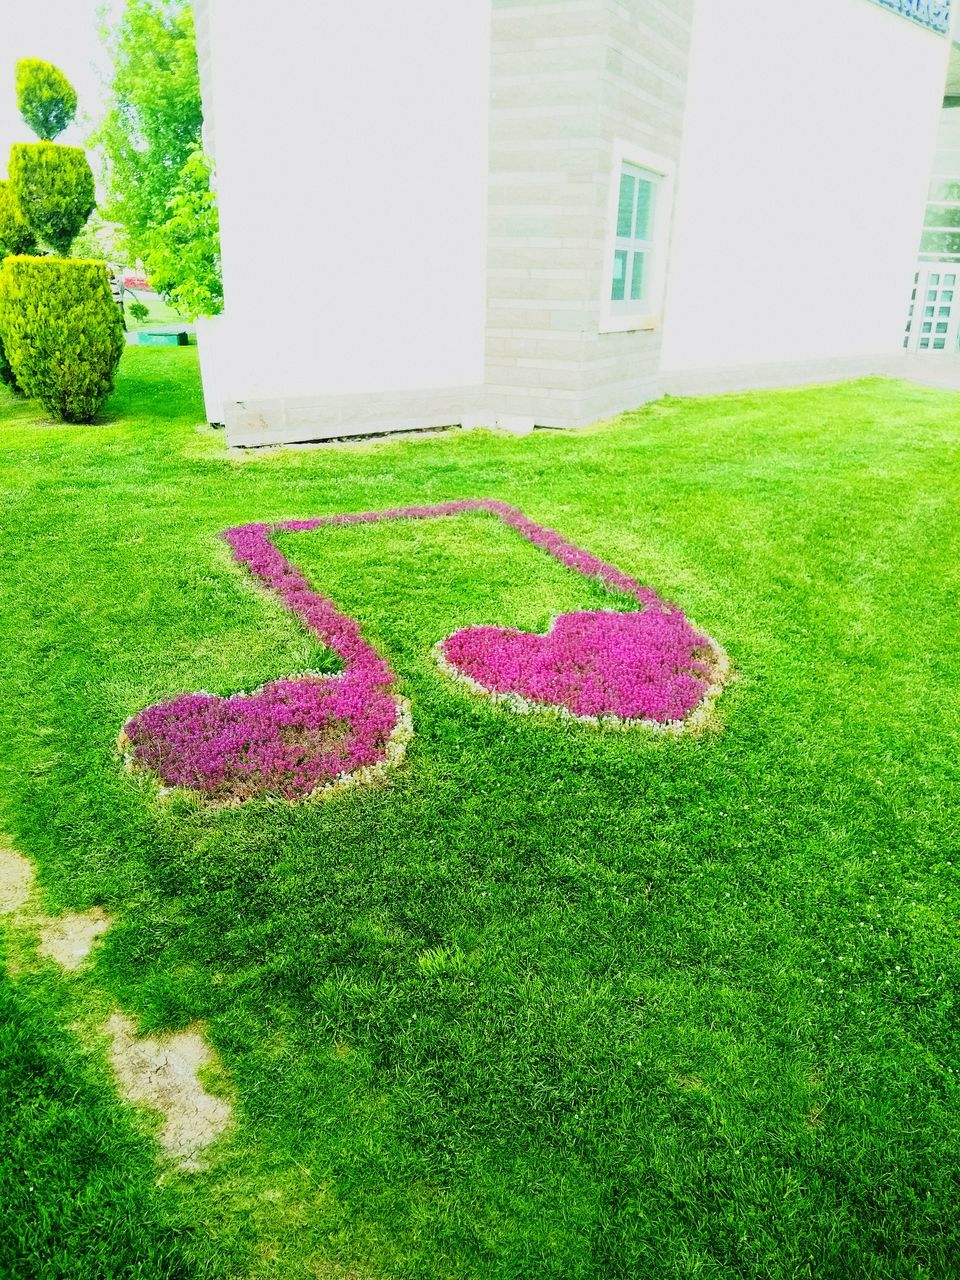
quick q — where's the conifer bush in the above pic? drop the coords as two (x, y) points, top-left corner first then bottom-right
(15, 59), (78, 141)
(0, 257), (123, 422)
(8, 144), (95, 257)
(0, 181), (36, 258)
(0, 336), (20, 396)
(0, 60), (120, 422)
(0, 183), (34, 396)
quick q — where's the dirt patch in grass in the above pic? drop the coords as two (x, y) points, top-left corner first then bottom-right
(38, 908), (112, 971)
(2, 843), (112, 971)
(106, 1012), (232, 1171)
(0, 845), (33, 915)
(2, 839), (229, 1172)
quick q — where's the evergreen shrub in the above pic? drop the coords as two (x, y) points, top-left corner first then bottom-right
(15, 59), (78, 141)
(0, 256), (124, 422)
(0, 335), (21, 395)
(0, 182), (36, 258)
(9, 144), (95, 255)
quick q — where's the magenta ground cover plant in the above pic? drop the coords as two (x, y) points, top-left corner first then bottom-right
(121, 500), (728, 804)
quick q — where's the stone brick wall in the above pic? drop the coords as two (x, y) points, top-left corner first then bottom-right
(485, 0), (695, 428)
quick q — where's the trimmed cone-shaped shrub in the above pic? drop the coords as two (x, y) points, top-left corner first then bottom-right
(0, 334), (22, 396)
(0, 181), (36, 258)
(9, 143), (95, 255)
(0, 256), (124, 422)
(15, 59), (78, 142)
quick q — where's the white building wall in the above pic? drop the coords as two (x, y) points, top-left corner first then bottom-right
(193, 0), (956, 443)
(196, 0), (490, 439)
(660, 0), (951, 386)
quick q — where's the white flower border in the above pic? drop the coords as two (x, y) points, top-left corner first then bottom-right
(432, 627), (733, 737)
(117, 672), (413, 808)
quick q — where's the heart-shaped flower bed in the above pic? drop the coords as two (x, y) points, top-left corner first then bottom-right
(121, 675), (409, 804)
(438, 608), (723, 726)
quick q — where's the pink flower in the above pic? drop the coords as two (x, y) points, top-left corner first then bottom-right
(124, 501), (721, 801)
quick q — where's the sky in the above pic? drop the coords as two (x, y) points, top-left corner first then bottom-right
(1, 0), (123, 173)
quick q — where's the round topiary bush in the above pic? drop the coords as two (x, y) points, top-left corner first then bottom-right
(8, 143), (95, 257)
(0, 256), (124, 422)
(15, 58), (78, 142)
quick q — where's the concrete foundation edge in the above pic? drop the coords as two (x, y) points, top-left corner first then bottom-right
(221, 354), (953, 447)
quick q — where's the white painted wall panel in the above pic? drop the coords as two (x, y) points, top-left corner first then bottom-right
(202, 0), (490, 403)
(660, 0), (951, 374)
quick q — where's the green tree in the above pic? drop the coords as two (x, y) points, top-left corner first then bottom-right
(15, 59), (78, 142)
(94, 0), (221, 314)
(145, 147), (222, 316)
(69, 214), (119, 261)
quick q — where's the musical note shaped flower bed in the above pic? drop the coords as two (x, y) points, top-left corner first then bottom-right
(120, 500), (730, 804)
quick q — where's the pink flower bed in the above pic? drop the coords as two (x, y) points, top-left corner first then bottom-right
(440, 609), (714, 723)
(121, 500), (726, 803)
(121, 677), (404, 804)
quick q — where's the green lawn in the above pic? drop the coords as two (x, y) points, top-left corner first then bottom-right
(1, 348), (959, 1278)
(122, 288), (190, 332)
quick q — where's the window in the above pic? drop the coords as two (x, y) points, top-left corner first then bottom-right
(610, 165), (656, 309)
(600, 144), (673, 333)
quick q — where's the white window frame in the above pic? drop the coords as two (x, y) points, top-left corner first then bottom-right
(599, 142), (675, 334)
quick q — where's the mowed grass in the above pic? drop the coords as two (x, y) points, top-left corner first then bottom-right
(0, 348), (959, 1278)
(0, 967), (225, 1279)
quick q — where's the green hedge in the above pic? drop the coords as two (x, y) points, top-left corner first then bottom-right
(9, 143), (95, 256)
(0, 256), (124, 422)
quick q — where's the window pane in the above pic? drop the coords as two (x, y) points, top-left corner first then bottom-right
(934, 337), (947, 348)
(946, 274), (957, 285)
(936, 322), (949, 333)
(630, 251), (646, 301)
(939, 306), (951, 317)
(611, 249), (628, 301)
(920, 230), (960, 256)
(925, 306), (935, 317)
(942, 290), (955, 302)
(927, 289), (938, 301)
(931, 273), (941, 284)
(930, 180), (960, 202)
(924, 207), (960, 230)
(922, 322), (933, 333)
(634, 180), (654, 239)
(617, 173), (636, 238)
(920, 338), (931, 348)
